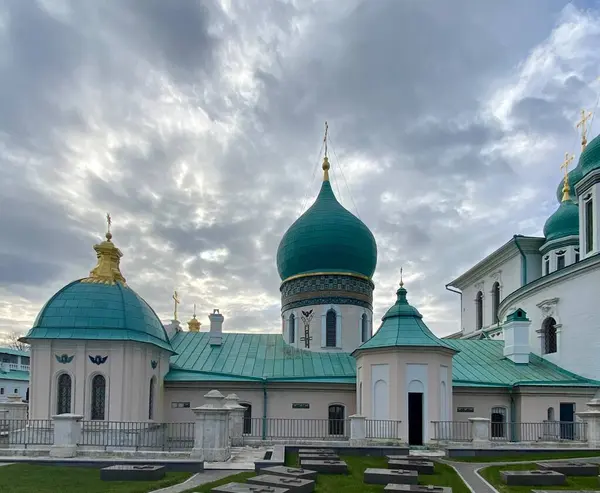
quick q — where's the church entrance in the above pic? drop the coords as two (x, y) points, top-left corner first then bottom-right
(408, 392), (423, 446)
(559, 402), (575, 440)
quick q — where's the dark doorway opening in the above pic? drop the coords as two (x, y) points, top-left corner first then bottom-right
(408, 392), (423, 445)
(560, 402), (575, 440)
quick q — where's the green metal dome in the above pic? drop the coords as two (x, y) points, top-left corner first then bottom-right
(354, 284), (456, 353)
(543, 199), (579, 242)
(555, 166), (583, 203)
(276, 159), (377, 281)
(579, 133), (600, 178)
(22, 232), (174, 353)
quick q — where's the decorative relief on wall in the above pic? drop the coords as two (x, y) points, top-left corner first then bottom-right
(473, 280), (485, 293)
(281, 274), (373, 297)
(55, 354), (74, 364)
(151, 360), (158, 369)
(300, 309), (314, 349)
(490, 270), (502, 282)
(283, 296), (372, 312)
(536, 298), (561, 330)
(88, 355), (108, 365)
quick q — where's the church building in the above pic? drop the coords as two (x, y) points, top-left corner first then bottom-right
(18, 128), (600, 445)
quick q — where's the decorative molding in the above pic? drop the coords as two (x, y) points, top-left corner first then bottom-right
(55, 354), (74, 364)
(300, 309), (314, 349)
(88, 355), (108, 365)
(490, 270), (502, 282)
(151, 360), (158, 369)
(473, 280), (485, 293)
(282, 296), (372, 312)
(535, 298), (561, 331)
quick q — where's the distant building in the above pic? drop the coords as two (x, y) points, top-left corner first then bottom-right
(0, 347), (30, 402)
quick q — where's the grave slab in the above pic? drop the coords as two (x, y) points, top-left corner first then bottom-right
(386, 455), (411, 461)
(298, 453), (339, 461)
(388, 459), (435, 475)
(383, 486), (452, 492)
(260, 466), (318, 481)
(537, 462), (600, 476)
(100, 465), (166, 482)
(500, 470), (566, 486)
(364, 468), (419, 485)
(297, 449), (335, 455)
(298, 459), (348, 474)
(211, 482), (290, 493)
(248, 474), (315, 493)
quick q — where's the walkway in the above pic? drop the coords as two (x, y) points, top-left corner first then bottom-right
(150, 470), (245, 493)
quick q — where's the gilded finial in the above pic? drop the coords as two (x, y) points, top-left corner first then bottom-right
(577, 109), (593, 150)
(81, 215), (127, 285)
(188, 303), (201, 332)
(322, 121), (330, 182)
(560, 152), (574, 202)
(399, 267), (404, 288)
(173, 290), (180, 321)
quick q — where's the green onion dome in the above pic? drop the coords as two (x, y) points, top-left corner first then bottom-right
(555, 165), (583, 203)
(543, 198), (579, 242)
(276, 157), (377, 281)
(579, 133), (600, 179)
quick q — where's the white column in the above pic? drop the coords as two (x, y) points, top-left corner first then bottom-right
(576, 398), (600, 448)
(349, 414), (367, 446)
(224, 393), (245, 447)
(469, 417), (491, 448)
(190, 389), (231, 461)
(50, 414), (83, 458)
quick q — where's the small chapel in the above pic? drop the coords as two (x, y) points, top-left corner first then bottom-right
(17, 126), (600, 445)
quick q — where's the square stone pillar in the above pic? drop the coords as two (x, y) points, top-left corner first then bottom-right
(224, 393), (245, 447)
(349, 414), (367, 446)
(468, 417), (490, 448)
(0, 395), (28, 421)
(50, 414), (83, 458)
(190, 390), (231, 461)
(576, 398), (600, 448)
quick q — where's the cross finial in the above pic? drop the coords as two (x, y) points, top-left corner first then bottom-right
(322, 121), (330, 182)
(105, 213), (112, 240)
(193, 303), (197, 318)
(560, 152), (574, 202)
(172, 290), (180, 321)
(577, 109), (593, 150)
(399, 267), (404, 288)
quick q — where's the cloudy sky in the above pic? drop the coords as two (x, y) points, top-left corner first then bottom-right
(1, 0), (599, 341)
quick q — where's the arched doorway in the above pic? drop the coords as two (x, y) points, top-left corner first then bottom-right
(407, 380), (424, 446)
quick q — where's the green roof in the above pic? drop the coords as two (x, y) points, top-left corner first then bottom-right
(22, 280), (174, 353)
(543, 199), (579, 242)
(0, 370), (29, 382)
(276, 175), (377, 281)
(0, 347), (30, 357)
(354, 286), (456, 352)
(165, 331), (597, 388)
(167, 332), (356, 383)
(580, 133), (600, 179)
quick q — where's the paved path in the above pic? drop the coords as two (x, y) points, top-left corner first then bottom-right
(150, 470), (244, 493)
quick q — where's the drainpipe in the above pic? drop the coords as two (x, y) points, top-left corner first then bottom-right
(445, 284), (463, 333)
(262, 378), (268, 440)
(513, 235), (527, 286)
(509, 391), (517, 442)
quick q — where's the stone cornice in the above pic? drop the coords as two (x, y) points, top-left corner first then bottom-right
(540, 235), (579, 255)
(499, 252), (600, 320)
(574, 168), (600, 195)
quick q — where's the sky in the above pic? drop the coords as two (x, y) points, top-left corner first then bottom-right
(1, 0), (600, 341)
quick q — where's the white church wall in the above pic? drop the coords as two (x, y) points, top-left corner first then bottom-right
(371, 364), (389, 420)
(281, 303), (372, 353)
(578, 176), (599, 259)
(452, 388), (511, 422)
(517, 387), (596, 424)
(0, 378), (28, 402)
(499, 255), (600, 380)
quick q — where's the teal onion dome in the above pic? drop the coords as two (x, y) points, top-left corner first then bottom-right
(22, 230), (174, 353)
(543, 199), (579, 242)
(276, 157), (377, 281)
(355, 283), (456, 352)
(579, 133), (600, 178)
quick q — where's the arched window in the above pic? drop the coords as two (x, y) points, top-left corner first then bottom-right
(148, 377), (156, 420)
(475, 291), (483, 330)
(491, 282), (500, 324)
(328, 404), (345, 436)
(542, 317), (557, 354)
(57, 373), (72, 415)
(91, 374), (106, 421)
(547, 407), (555, 421)
(241, 403), (252, 435)
(326, 309), (337, 347)
(289, 314), (295, 344)
(361, 314), (369, 342)
(490, 406), (507, 439)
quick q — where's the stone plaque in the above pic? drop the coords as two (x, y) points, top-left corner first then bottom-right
(100, 465), (166, 482)
(384, 486), (452, 492)
(298, 459), (348, 474)
(500, 470), (566, 486)
(388, 459), (435, 475)
(298, 448), (335, 455)
(247, 474), (315, 493)
(364, 468), (419, 486)
(211, 482), (290, 493)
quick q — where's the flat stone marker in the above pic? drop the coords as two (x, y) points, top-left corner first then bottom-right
(388, 459), (435, 475)
(500, 470), (565, 486)
(260, 466), (318, 481)
(384, 486), (452, 492)
(537, 461), (600, 476)
(298, 453), (339, 460)
(298, 459), (348, 474)
(386, 455), (411, 460)
(248, 474), (315, 493)
(100, 464), (166, 482)
(297, 448), (335, 455)
(211, 482), (290, 493)
(364, 468), (419, 485)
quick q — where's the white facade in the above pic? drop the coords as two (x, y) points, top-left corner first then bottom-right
(0, 377), (28, 402)
(576, 169), (599, 259)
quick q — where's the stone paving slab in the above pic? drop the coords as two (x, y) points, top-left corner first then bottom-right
(247, 474), (315, 493)
(364, 468), (419, 485)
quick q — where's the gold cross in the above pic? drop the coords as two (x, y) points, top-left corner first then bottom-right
(560, 152), (573, 178)
(323, 121), (329, 157)
(193, 303), (197, 318)
(576, 109), (593, 149)
(560, 152), (574, 202)
(172, 290), (180, 320)
(399, 267), (404, 288)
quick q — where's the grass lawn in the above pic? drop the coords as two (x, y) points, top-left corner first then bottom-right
(479, 462), (599, 492)
(0, 464), (192, 493)
(451, 450), (600, 463)
(281, 453), (471, 493)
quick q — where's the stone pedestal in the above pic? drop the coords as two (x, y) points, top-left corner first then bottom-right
(0, 396), (28, 421)
(224, 393), (245, 447)
(469, 417), (491, 447)
(576, 398), (600, 448)
(190, 390), (231, 461)
(50, 414), (83, 458)
(349, 414), (367, 446)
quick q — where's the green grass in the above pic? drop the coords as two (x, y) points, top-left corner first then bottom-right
(480, 462), (599, 492)
(179, 472), (255, 493)
(0, 464), (192, 493)
(451, 450), (600, 463)
(282, 453), (471, 493)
